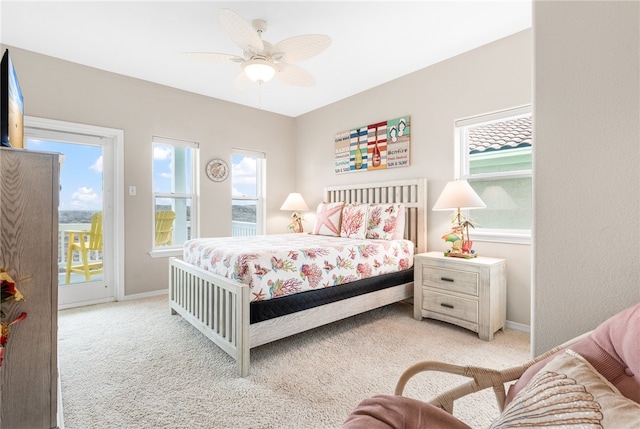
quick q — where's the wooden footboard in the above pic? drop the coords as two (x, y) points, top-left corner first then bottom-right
(169, 257), (251, 376)
(169, 256), (414, 377)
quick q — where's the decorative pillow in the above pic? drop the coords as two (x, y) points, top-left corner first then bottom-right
(340, 203), (368, 239)
(505, 301), (640, 406)
(366, 203), (403, 240)
(342, 394), (472, 429)
(311, 202), (345, 237)
(391, 204), (406, 240)
(490, 350), (640, 428)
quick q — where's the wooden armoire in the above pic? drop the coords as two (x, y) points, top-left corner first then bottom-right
(0, 147), (59, 429)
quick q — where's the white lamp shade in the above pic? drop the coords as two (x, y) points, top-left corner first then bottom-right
(242, 59), (276, 83)
(433, 180), (486, 210)
(280, 193), (309, 211)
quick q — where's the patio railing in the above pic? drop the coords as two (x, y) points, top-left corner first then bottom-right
(57, 221), (256, 271)
(58, 223), (102, 272)
(232, 221), (257, 237)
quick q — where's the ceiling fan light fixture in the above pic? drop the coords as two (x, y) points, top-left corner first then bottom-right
(242, 58), (276, 83)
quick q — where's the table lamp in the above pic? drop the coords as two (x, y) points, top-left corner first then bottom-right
(280, 192), (309, 233)
(433, 180), (486, 257)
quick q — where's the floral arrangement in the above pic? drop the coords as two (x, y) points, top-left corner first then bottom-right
(0, 269), (28, 366)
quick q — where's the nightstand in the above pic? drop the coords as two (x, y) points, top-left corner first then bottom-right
(414, 251), (506, 341)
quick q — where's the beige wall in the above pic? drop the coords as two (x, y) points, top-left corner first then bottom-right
(533, 1), (640, 355)
(296, 30), (533, 327)
(2, 45), (297, 297)
(2, 29), (534, 327)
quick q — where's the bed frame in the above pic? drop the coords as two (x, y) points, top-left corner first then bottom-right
(169, 178), (427, 376)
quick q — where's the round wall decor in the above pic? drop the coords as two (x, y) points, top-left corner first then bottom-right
(206, 158), (229, 182)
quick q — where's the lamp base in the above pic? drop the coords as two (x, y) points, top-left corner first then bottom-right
(287, 213), (304, 233)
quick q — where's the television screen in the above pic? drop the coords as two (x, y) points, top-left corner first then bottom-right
(1, 49), (24, 148)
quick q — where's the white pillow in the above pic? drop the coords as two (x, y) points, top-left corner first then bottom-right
(366, 203), (403, 240)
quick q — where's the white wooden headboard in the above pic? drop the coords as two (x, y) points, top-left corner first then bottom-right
(324, 178), (427, 253)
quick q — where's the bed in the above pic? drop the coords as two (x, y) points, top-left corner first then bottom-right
(169, 178), (427, 376)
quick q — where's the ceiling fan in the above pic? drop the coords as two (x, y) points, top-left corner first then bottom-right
(184, 8), (331, 89)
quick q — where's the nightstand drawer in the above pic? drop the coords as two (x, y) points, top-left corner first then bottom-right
(423, 290), (478, 324)
(421, 266), (479, 296)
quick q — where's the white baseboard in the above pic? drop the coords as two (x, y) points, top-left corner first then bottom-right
(58, 297), (115, 310)
(122, 289), (168, 301)
(506, 320), (530, 333)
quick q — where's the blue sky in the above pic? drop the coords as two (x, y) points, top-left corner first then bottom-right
(27, 139), (103, 211)
(151, 147), (257, 198)
(26, 139), (257, 211)
(231, 155), (257, 198)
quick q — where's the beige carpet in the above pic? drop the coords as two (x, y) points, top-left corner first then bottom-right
(58, 295), (530, 428)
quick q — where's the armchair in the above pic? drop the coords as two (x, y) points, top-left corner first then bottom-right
(343, 302), (640, 428)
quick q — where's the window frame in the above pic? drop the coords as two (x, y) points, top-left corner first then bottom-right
(150, 136), (199, 258)
(456, 105), (532, 245)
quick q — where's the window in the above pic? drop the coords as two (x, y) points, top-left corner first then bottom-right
(231, 149), (265, 236)
(457, 106), (532, 243)
(152, 136), (198, 252)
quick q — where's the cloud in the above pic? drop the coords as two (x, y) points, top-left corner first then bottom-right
(90, 155), (103, 173)
(154, 146), (172, 160)
(232, 186), (246, 197)
(70, 186), (101, 210)
(154, 147), (174, 181)
(232, 157), (257, 186)
(230, 156), (261, 199)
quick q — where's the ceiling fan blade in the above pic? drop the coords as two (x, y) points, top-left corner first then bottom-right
(234, 71), (253, 90)
(274, 63), (316, 87)
(181, 52), (244, 63)
(271, 34), (331, 63)
(219, 8), (264, 55)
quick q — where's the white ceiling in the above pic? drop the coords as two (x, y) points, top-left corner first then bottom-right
(1, 1), (531, 117)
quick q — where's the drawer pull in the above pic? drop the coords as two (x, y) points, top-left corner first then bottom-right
(440, 277), (455, 282)
(440, 303), (454, 309)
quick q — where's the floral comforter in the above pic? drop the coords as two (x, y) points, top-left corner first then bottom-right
(183, 234), (414, 302)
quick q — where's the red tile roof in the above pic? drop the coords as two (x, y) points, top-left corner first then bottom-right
(469, 116), (532, 154)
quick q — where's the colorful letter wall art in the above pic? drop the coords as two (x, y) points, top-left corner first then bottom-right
(334, 116), (410, 174)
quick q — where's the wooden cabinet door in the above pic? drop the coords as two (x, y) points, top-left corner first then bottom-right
(0, 148), (59, 429)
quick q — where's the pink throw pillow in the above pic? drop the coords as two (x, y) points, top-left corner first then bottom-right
(340, 203), (368, 239)
(342, 394), (471, 429)
(312, 202), (345, 236)
(391, 204), (406, 240)
(505, 301), (640, 406)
